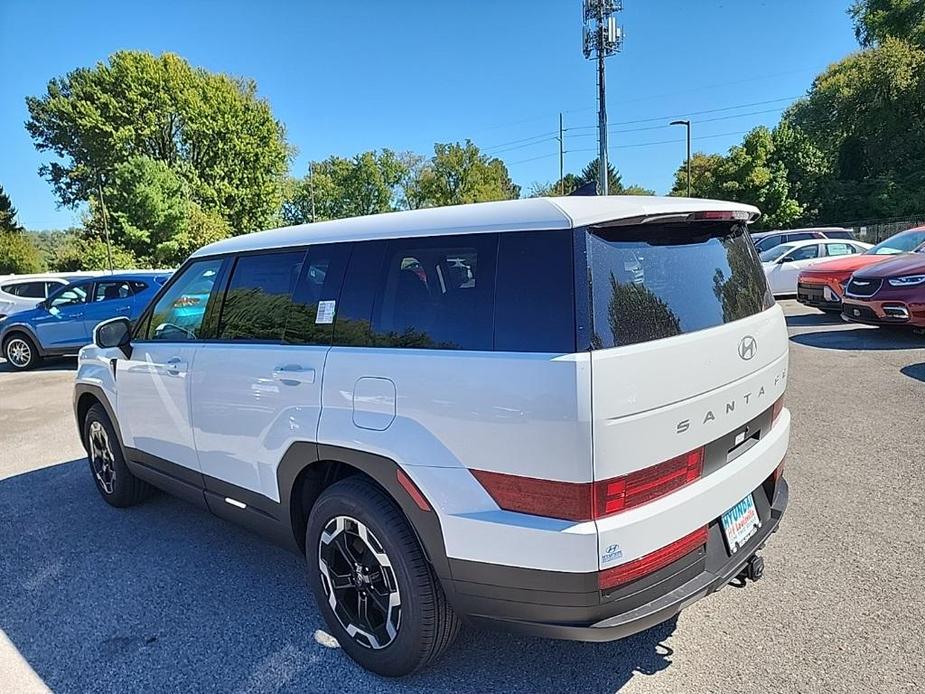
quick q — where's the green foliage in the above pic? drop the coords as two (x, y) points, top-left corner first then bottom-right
(621, 184), (656, 196)
(579, 158), (623, 193)
(51, 234), (141, 272)
(25, 50), (290, 234)
(0, 185), (23, 233)
(409, 141), (520, 207)
(786, 36), (925, 220)
(669, 128), (804, 229)
(282, 150), (407, 224)
(0, 231), (42, 274)
(850, 0), (925, 47)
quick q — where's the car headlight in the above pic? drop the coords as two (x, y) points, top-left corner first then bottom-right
(887, 274), (925, 287)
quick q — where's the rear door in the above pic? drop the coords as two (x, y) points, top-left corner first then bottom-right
(192, 244), (349, 503)
(584, 220), (788, 564)
(83, 278), (134, 337)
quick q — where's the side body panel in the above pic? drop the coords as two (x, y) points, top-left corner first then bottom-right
(192, 343), (329, 502)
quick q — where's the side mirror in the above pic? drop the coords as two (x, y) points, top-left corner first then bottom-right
(777, 256), (792, 264)
(94, 317), (132, 358)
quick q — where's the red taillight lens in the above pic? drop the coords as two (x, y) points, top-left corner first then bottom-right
(771, 396), (784, 425)
(472, 446), (704, 522)
(598, 526), (708, 590)
(689, 210), (750, 221)
(469, 469), (592, 522)
(594, 447), (704, 517)
(772, 458), (785, 483)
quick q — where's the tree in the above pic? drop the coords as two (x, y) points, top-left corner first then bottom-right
(0, 185), (24, 233)
(26, 51), (290, 234)
(850, 0), (925, 47)
(0, 232), (42, 274)
(668, 129), (803, 229)
(409, 141), (520, 207)
(578, 158), (623, 194)
(785, 36), (925, 220)
(282, 150), (407, 224)
(51, 234), (140, 272)
(621, 184), (656, 196)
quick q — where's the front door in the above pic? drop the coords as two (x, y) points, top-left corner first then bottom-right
(33, 281), (92, 350)
(770, 244), (821, 294)
(192, 244), (349, 503)
(116, 258), (225, 474)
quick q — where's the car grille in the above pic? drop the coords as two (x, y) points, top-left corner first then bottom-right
(846, 278), (882, 297)
(797, 283), (825, 302)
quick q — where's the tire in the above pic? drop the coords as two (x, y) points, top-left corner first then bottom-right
(3, 333), (41, 370)
(83, 403), (154, 507)
(306, 477), (460, 677)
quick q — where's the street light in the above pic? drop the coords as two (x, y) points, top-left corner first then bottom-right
(670, 119), (691, 197)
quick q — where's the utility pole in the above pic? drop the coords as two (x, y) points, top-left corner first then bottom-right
(582, 1), (624, 196)
(96, 181), (114, 274)
(670, 119), (692, 197)
(557, 113), (565, 195)
(309, 161), (317, 223)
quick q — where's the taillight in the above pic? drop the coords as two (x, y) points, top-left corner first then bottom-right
(689, 210), (751, 221)
(598, 526), (708, 590)
(472, 446), (705, 523)
(772, 458), (785, 483)
(771, 396), (784, 425)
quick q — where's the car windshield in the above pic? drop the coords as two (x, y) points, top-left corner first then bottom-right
(759, 244), (795, 262)
(866, 229), (925, 255)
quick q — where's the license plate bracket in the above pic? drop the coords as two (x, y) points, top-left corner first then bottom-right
(721, 494), (761, 554)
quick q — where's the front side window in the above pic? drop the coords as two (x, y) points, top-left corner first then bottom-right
(759, 244), (795, 263)
(48, 283), (88, 308)
(786, 245), (819, 262)
(825, 243), (854, 257)
(146, 259), (223, 341)
(754, 235), (781, 252)
(93, 280), (132, 302)
(587, 222), (770, 349)
(217, 251), (304, 341)
(371, 234), (497, 350)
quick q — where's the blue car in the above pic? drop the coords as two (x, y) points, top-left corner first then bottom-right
(0, 271), (170, 370)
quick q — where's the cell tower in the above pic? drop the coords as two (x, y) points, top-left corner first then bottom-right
(582, 0), (624, 195)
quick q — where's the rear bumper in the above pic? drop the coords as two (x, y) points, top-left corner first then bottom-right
(445, 476), (789, 642)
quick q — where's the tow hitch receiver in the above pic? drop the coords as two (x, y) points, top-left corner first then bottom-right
(738, 554), (764, 582)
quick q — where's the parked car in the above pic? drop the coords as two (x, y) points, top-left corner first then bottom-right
(841, 250), (925, 329)
(0, 273), (96, 319)
(796, 226), (925, 312)
(759, 238), (872, 295)
(73, 197), (790, 676)
(0, 272), (170, 369)
(751, 226), (854, 253)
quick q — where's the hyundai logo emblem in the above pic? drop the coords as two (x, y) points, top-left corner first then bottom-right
(738, 335), (757, 360)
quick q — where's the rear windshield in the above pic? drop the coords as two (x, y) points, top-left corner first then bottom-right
(586, 221), (771, 349)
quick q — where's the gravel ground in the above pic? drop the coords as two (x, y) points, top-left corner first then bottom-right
(1, 300), (923, 693)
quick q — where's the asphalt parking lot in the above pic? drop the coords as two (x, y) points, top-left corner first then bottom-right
(1, 300), (923, 694)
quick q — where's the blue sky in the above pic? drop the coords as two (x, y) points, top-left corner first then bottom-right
(0, 0), (859, 230)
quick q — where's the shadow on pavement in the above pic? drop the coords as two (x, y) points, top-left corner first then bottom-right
(0, 357), (77, 373)
(0, 459), (677, 694)
(900, 363), (925, 383)
(790, 327), (924, 351)
(784, 311), (844, 327)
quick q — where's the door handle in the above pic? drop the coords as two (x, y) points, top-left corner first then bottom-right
(272, 364), (315, 385)
(164, 357), (188, 375)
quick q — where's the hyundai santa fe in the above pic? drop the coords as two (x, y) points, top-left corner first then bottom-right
(74, 196), (790, 676)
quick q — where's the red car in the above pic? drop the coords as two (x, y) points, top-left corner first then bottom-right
(842, 251), (925, 329)
(796, 226), (925, 312)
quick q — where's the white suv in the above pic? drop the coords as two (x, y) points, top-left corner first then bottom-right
(74, 196), (790, 676)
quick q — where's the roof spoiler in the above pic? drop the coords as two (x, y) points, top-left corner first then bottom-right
(591, 209), (759, 228)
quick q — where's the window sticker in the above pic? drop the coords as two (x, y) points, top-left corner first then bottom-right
(316, 300), (336, 324)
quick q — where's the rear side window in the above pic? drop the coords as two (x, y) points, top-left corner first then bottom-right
(789, 232), (816, 242)
(93, 280), (132, 302)
(587, 222), (770, 349)
(753, 234), (780, 252)
(333, 241), (387, 347)
(370, 234), (497, 350)
(217, 251), (304, 341)
(824, 243), (854, 257)
(283, 243), (350, 345)
(824, 230), (853, 239)
(495, 230), (575, 353)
